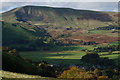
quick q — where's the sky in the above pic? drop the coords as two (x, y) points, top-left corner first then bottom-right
(0, 2), (119, 13)
(1, 0), (119, 2)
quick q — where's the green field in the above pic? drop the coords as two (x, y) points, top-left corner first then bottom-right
(100, 54), (119, 59)
(19, 45), (119, 65)
(19, 46), (94, 65)
(89, 30), (119, 37)
(20, 50), (86, 65)
(108, 41), (120, 45)
(99, 51), (120, 59)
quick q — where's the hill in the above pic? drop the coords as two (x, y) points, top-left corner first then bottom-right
(2, 5), (118, 31)
(2, 48), (34, 74)
(2, 21), (55, 51)
(2, 6), (119, 44)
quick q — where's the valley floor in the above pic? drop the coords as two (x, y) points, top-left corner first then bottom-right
(19, 45), (120, 65)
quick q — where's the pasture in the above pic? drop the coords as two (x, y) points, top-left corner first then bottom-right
(20, 50), (86, 65)
(99, 51), (120, 59)
(19, 46), (94, 65)
(19, 46), (119, 65)
(88, 30), (119, 37)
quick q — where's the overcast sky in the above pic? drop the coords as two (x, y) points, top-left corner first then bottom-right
(1, 2), (119, 13)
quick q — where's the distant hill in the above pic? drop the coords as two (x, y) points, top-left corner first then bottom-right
(2, 6), (118, 31)
(1, 6), (119, 45)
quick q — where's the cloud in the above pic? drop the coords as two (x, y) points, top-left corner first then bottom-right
(1, 0), (119, 2)
(74, 2), (118, 11)
(1, 2), (118, 13)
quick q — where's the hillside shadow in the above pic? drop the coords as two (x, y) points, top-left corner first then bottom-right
(47, 46), (84, 52)
(33, 58), (86, 66)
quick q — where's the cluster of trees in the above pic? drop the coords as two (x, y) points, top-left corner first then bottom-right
(81, 50), (114, 66)
(95, 25), (120, 30)
(57, 39), (98, 46)
(80, 41), (98, 45)
(57, 33), (71, 38)
(94, 45), (120, 52)
(58, 66), (120, 80)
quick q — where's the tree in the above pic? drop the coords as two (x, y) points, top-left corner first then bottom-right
(97, 76), (110, 80)
(81, 52), (100, 64)
(94, 69), (102, 76)
(58, 66), (85, 78)
(108, 50), (113, 54)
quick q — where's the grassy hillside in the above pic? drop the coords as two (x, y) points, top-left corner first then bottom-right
(2, 22), (34, 45)
(2, 21), (54, 51)
(1, 70), (43, 78)
(1, 70), (57, 80)
(2, 52), (34, 74)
